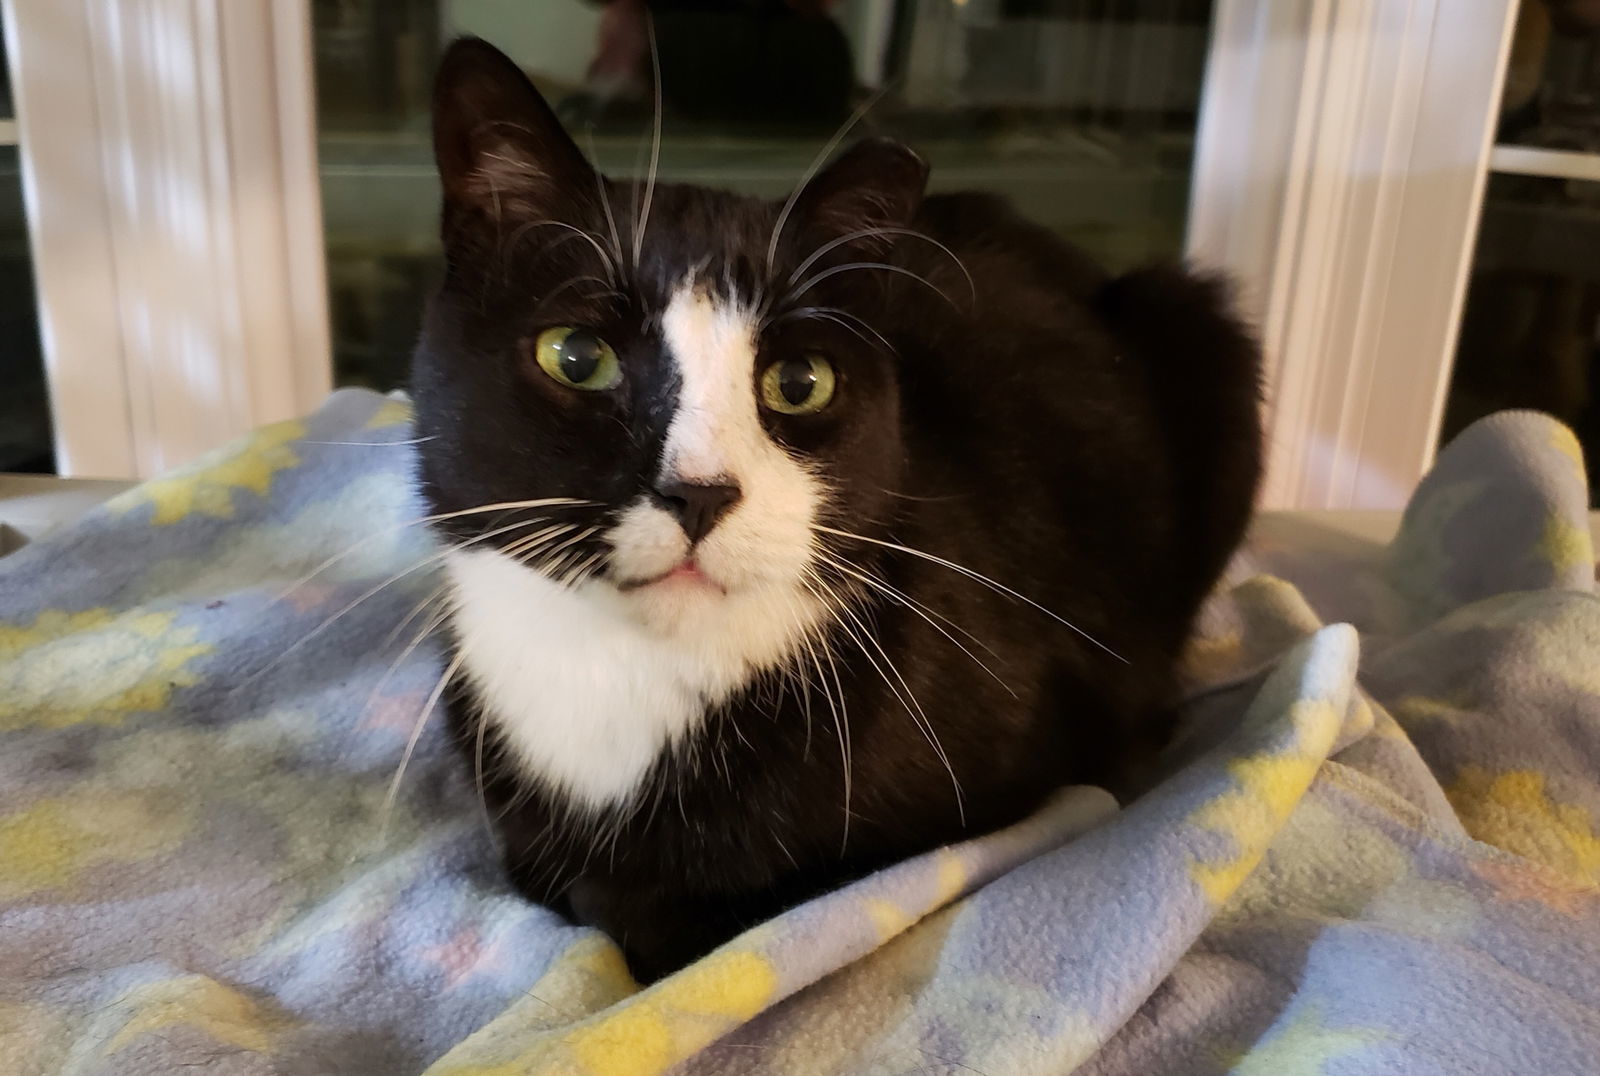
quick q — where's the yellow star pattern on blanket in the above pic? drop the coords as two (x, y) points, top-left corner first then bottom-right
(105, 975), (296, 1056)
(0, 790), (191, 897)
(1218, 1002), (1387, 1074)
(0, 608), (211, 729)
(106, 419), (305, 526)
(1189, 698), (1342, 906)
(1447, 767), (1600, 885)
(1535, 513), (1592, 578)
(429, 948), (777, 1076)
(366, 397), (415, 429)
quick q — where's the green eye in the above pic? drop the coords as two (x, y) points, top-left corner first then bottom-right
(760, 355), (836, 415)
(533, 327), (621, 391)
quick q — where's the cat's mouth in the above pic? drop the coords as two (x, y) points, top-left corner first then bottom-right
(616, 558), (728, 595)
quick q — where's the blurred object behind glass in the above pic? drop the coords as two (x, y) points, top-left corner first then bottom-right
(1441, 0), (1600, 503)
(315, 0), (1216, 392)
(0, 25), (53, 475)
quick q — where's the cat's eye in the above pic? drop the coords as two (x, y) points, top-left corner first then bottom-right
(533, 327), (621, 391)
(760, 355), (836, 415)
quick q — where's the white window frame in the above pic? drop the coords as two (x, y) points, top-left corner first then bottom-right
(1189, 0), (1521, 509)
(3, 0), (330, 479)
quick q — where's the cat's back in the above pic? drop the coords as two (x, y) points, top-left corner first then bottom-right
(887, 189), (1262, 648)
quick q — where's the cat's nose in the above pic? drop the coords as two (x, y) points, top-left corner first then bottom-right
(652, 479), (742, 544)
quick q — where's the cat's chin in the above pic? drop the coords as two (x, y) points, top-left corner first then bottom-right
(616, 568), (745, 635)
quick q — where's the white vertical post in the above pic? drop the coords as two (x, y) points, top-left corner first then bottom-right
(4, 0), (331, 479)
(1188, 0), (1520, 509)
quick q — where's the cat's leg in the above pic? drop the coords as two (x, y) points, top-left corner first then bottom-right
(561, 876), (797, 984)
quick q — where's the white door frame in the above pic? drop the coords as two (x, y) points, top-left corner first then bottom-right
(1188, 0), (1520, 509)
(3, 0), (330, 479)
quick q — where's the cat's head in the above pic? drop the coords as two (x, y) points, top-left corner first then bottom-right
(412, 38), (928, 645)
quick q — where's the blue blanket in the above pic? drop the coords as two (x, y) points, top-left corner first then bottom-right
(2, 390), (1597, 1074)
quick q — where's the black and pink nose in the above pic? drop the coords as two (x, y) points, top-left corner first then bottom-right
(652, 479), (742, 544)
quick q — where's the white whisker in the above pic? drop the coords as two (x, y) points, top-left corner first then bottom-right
(379, 648), (468, 843)
(819, 551), (1017, 699)
(765, 85), (891, 276)
(301, 437), (438, 447)
(250, 513), (581, 687)
(789, 261), (957, 309)
(816, 525), (1128, 663)
(272, 497), (593, 605)
(829, 589), (965, 824)
(785, 226), (976, 306)
(631, 15), (663, 270)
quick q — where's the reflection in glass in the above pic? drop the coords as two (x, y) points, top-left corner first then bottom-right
(0, 143), (52, 473)
(315, 1), (1215, 391)
(1443, 2), (1600, 503)
(1500, 0), (1600, 153)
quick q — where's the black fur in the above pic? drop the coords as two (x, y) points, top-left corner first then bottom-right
(412, 38), (1263, 982)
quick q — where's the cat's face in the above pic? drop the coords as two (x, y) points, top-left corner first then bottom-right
(413, 40), (928, 649)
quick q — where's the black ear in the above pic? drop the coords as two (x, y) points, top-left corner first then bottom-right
(788, 137), (929, 261)
(432, 37), (595, 222)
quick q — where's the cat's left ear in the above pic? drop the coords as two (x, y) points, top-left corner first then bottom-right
(789, 137), (929, 259)
(432, 36), (596, 224)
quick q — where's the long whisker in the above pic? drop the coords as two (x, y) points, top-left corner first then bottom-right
(798, 575), (854, 852)
(826, 583), (965, 824)
(501, 523), (576, 565)
(764, 305), (896, 357)
(251, 514), (568, 686)
(785, 227), (976, 306)
(788, 261), (957, 309)
(502, 219), (618, 284)
(583, 127), (626, 268)
(815, 525), (1128, 663)
(631, 15), (663, 270)
(765, 85), (891, 276)
(381, 585), (447, 650)
(378, 648), (468, 843)
(531, 276), (624, 320)
(273, 497), (592, 603)
(301, 436), (438, 447)
(474, 699), (495, 840)
(819, 552), (1017, 699)
(361, 603), (452, 736)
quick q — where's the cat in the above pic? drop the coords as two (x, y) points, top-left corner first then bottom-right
(411, 37), (1263, 982)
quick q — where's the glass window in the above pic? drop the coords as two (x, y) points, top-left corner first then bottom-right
(0, 26), (53, 474)
(1441, 2), (1600, 503)
(315, 0), (1216, 392)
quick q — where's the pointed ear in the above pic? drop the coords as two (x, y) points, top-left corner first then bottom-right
(788, 137), (929, 260)
(432, 37), (595, 222)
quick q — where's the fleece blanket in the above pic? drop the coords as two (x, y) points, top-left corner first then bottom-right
(2, 390), (1597, 1075)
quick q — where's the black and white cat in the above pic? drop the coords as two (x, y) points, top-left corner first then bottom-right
(412, 38), (1262, 981)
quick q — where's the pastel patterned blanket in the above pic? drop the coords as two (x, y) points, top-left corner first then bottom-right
(2, 390), (1597, 1075)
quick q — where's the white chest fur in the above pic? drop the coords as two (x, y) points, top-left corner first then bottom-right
(444, 546), (821, 811)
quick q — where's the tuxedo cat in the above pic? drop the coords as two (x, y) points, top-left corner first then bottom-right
(412, 37), (1262, 982)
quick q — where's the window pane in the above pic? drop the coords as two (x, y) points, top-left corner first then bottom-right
(1442, 4), (1600, 504)
(314, 0), (1215, 392)
(1498, 0), (1600, 154)
(0, 143), (52, 473)
(1441, 171), (1600, 503)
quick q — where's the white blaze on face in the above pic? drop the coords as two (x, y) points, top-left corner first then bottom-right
(444, 277), (833, 811)
(606, 282), (822, 597)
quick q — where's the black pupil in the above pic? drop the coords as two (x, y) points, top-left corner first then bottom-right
(778, 359), (817, 406)
(557, 331), (603, 383)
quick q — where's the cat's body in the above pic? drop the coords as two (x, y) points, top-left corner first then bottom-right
(413, 39), (1261, 981)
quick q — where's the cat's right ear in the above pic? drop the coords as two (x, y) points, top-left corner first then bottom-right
(432, 37), (595, 224)
(789, 137), (929, 258)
